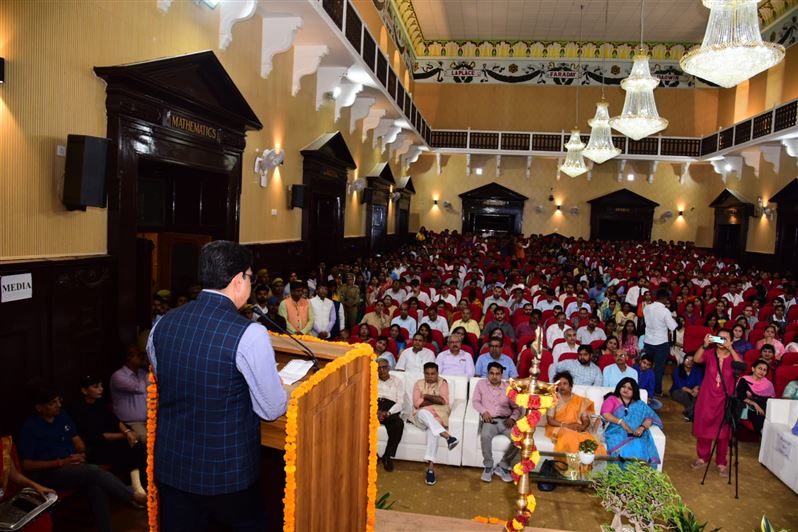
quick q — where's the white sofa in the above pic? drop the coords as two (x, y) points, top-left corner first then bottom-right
(759, 398), (798, 494)
(376, 372), (467, 466)
(462, 379), (667, 471)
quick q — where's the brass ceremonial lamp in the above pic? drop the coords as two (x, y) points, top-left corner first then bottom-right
(507, 352), (559, 526)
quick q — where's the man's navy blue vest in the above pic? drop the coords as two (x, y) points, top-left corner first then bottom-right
(153, 291), (260, 495)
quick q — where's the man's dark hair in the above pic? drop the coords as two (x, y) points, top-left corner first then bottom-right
(553, 370), (573, 386)
(423, 362), (438, 371)
(656, 288), (670, 301)
(640, 354), (654, 364)
(487, 361), (505, 373)
(377, 335), (389, 344)
(577, 344), (592, 355)
(199, 240), (253, 289)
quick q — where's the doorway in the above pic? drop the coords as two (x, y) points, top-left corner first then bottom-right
(596, 219), (647, 241)
(715, 224), (742, 259)
(369, 204), (387, 252)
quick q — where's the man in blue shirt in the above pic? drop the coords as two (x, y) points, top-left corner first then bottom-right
(18, 386), (145, 532)
(602, 350), (638, 389)
(635, 355), (662, 410)
(475, 338), (518, 379)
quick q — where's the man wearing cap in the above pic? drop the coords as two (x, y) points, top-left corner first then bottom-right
(472, 362), (522, 483)
(643, 289), (678, 395)
(147, 240), (287, 530)
(279, 279), (314, 336)
(109, 345), (149, 441)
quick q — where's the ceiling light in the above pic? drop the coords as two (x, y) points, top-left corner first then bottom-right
(627, 173), (635, 181)
(724, 163), (733, 172)
(560, 129), (588, 178)
(609, 0), (668, 140)
(559, 5), (588, 178)
(584, 100), (621, 164)
(475, 167), (483, 175)
(584, 0), (621, 164)
(680, 0), (785, 88)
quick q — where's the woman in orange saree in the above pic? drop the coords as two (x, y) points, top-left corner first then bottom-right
(545, 372), (607, 455)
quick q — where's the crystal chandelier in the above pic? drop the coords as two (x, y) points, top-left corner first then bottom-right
(584, 100), (621, 163)
(583, 0), (621, 164)
(560, 129), (588, 177)
(680, 0), (785, 88)
(609, 0), (668, 140)
(558, 5), (587, 178)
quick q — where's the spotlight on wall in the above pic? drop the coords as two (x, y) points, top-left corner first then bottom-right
(0, 58), (4, 84)
(678, 210), (684, 217)
(433, 199), (439, 205)
(475, 167), (483, 176)
(627, 173), (635, 181)
(254, 148), (284, 188)
(556, 205), (562, 211)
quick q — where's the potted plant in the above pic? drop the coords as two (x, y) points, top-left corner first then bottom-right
(592, 462), (682, 532)
(578, 439), (598, 465)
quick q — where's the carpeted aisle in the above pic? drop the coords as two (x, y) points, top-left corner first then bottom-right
(377, 370), (798, 531)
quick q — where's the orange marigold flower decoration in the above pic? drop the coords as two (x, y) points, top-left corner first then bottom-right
(146, 372), (159, 532)
(282, 341), (378, 532)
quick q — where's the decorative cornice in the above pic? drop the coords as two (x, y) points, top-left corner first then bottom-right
(416, 41), (697, 61)
(383, 0), (797, 61)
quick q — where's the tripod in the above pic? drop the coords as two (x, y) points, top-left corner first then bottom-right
(700, 355), (744, 498)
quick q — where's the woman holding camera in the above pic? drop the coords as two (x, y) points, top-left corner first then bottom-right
(691, 329), (743, 474)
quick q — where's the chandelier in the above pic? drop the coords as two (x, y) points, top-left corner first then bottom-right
(680, 0), (785, 88)
(583, 0), (621, 164)
(584, 100), (621, 163)
(559, 4), (587, 178)
(609, 0), (668, 140)
(560, 129), (588, 178)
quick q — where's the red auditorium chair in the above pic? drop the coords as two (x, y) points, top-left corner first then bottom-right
(743, 349), (760, 367)
(774, 365), (798, 397)
(590, 339), (606, 352)
(598, 354), (615, 370)
(683, 325), (712, 354)
(748, 329), (765, 346)
(559, 352), (578, 362)
(787, 305), (798, 322)
(430, 329), (445, 350)
(781, 352), (798, 366)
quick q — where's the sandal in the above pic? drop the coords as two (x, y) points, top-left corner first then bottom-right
(717, 465), (728, 475)
(690, 458), (707, 470)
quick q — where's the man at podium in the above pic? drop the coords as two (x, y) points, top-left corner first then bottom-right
(147, 241), (287, 531)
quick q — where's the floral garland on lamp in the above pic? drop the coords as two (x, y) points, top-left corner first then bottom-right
(282, 340), (378, 532)
(504, 388), (557, 532)
(145, 372), (159, 532)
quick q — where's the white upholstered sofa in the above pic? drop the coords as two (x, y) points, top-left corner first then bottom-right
(759, 398), (798, 494)
(461, 379), (667, 471)
(376, 372), (468, 466)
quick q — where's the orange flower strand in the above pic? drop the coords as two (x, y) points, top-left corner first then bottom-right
(283, 342), (376, 532)
(146, 372), (159, 532)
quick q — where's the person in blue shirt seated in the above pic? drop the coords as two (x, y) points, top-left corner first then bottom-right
(602, 350), (638, 389)
(669, 353), (703, 421)
(635, 354), (662, 410)
(475, 337), (518, 379)
(18, 385), (147, 532)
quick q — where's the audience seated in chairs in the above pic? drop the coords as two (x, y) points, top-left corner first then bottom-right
(71, 375), (147, 499)
(17, 386), (146, 532)
(601, 377), (663, 467)
(475, 338), (518, 379)
(670, 353), (703, 422)
(736, 359), (776, 435)
(376, 358), (404, 472)
(548, 345), (603, 386)
(108, 345), (148, 442)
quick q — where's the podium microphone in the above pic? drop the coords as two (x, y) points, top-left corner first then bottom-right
(252, 306), (319, 371)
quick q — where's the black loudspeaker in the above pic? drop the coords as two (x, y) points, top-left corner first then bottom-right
(62, 134), (110, 211)
(290, 184), (307, 209)
(361, 188), (374, 205)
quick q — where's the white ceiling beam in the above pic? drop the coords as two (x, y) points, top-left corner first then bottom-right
(525, 155), (533, 178)
(676, 162), (692, 184)
(361, 107), (386, 143)
(292, 45), (328, 97)
(782, 138), (798, 164)
(261, 15), (303, 79)
(495, 155), (502, 177)
(616, 159), (627, 183)
(390, 133), (413, 162)
(348, 96), (374, 134)
(381, 124), (402, 153)
(648, 160), (659, 183)
(466, 154), (472, 177)
(315, 66), (346, 111)
(372, 118), (395, 150)
(436, 152), (443, 176)
(219, 0), (257, 50)
(334, 80), (363, 122)
(740, 148), (762, 178)
(403, 145), (423, 168)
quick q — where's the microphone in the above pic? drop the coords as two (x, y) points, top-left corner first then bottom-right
(252, 306), (319, 371)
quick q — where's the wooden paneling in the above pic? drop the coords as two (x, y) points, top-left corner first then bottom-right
(0, 256), (117, 434)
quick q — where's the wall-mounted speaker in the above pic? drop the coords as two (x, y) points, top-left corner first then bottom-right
(289, 184), (307, 209)
(361, 188), (374, 205)
(62, 134), (111, 211)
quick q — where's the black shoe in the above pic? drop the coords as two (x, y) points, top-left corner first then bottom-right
(383, 456), (394, 472)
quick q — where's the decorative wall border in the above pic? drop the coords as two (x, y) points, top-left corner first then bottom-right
(414, 58), (696, 88)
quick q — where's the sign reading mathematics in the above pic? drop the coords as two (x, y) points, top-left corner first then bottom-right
(414, 59), (695, 88)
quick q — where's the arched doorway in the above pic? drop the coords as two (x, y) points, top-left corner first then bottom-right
(459, 183), (528, 235)
(588, 189), (659, 241)
(709, 189), (754, 259)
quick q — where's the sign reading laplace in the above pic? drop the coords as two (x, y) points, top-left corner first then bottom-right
(1, 273), (33, 303)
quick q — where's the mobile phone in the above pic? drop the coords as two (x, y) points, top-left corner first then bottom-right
(708, 335), (724, 344)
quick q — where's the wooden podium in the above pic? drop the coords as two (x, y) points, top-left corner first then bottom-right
(261, 335), (376, 532)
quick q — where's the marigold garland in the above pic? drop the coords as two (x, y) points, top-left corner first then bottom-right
(282, 341), (378, 532)
(503, 384), (557, 532)
(146, 372), (159, 532)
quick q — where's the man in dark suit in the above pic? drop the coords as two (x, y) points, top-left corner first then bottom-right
(147, 240), (287, 531)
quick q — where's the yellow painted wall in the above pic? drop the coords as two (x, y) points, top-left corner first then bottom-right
(0, 0), (403, 259)
(414, 84), (720, 137)
(408, 151), (794, 252)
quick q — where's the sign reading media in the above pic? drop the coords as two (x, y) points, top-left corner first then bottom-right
(164, 112), (222, 143)
(1, 273), (33, 303)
